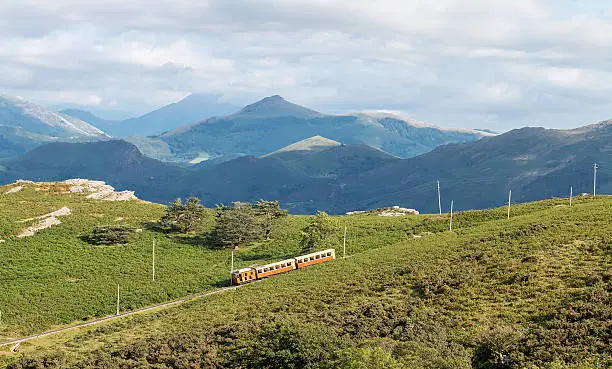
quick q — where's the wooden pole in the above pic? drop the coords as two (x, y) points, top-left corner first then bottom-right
(230, 250), (234, 285)
(343, 225), (347, 258)
(116, 284), (120, 316)
(437, 180), (442, 215)
(152, 239), (155, 282)
(593, 163), (596, 197)
(507, 189), (512, 219)
(449, 200), (454, 232)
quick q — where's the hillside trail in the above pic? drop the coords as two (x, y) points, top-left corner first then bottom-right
(0, 285), (242, 349)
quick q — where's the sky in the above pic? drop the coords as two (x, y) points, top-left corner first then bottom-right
(1, 0), (611, 131)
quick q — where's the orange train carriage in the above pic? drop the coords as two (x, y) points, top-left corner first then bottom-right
(231, 249), (336, 285)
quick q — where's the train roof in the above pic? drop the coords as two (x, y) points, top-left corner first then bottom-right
(231, 267), (254, 274)
(296, 249), (335, 260)
(256, 258), (296, 270)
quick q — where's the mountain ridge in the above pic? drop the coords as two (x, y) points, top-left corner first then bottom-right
(1, 121), (607, 214)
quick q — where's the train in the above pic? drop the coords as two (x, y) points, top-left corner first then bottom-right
(231, 249), (336, 285)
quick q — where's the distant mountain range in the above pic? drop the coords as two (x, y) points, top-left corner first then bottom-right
(62, 93), (239, 138)
(0, 95), (108, 158)
(1, 121), (608, 214)
(158, 95), (492, 162)
(55, 94), (494, 163)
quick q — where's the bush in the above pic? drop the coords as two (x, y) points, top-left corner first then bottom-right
(86, 225), (136, 245)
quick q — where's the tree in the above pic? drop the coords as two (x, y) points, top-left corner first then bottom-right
(159, 197), (206, 233)
(87, 225), (135, 245)
(253, 199), (288, 239)
(299, 211), (336, 253)
(212, 202), (263, 249)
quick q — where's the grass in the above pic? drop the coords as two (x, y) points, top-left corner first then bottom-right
(1, 182), (610, 368)
(0, 181), (422, 340)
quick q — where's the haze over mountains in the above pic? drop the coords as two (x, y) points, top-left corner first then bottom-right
(4, 93), (493, 164)
(1, 121), (608, 214)
(159, 95), (491, 162)
(0, 95), (108, 158)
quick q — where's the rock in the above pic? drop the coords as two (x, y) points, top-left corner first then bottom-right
(4, 185), (24, 194)
(62, 179), (138, 201)
(17, 207), (72, 238)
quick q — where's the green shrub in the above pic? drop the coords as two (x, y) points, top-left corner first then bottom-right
(86, 225), (136, 245)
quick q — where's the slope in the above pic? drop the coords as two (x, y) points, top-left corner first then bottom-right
(160, 95), (491, 162)
(0, 95), (108, 158)
(3, 196), (610, 368)
(59, 108), (117, 133)
(0, 180), (421, 342)
(0, 140), (185, 203)
(0, 95), (106, 138)
(104, 93), (238, 137)
(339, 121), (612, 213)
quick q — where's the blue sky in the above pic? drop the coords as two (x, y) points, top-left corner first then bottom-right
(1, 0), (611, 131)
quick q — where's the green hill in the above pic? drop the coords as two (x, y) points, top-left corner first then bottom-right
(0, 185), (610, 368)
(0, 180), (416, 339)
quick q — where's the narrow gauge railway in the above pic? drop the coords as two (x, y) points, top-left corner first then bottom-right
(231, 249), (335, 285)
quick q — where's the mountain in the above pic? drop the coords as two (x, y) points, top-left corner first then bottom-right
(0, 95), (106, 138)
(232, 94), (323, 118)
(1, 122), (608, 214)
(97, 93), (239, 137)
(262, 135), (341, 157)
(337, 120), (612, 213)
(0, 140), (184, 202)
(160, 96), (492, 162)
(59, 108), (117, 132)
(0, 95), (108, 158)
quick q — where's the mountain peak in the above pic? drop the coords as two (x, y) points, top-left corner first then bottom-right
(264, 136), (341, 157)
(234, 95), (322, 118)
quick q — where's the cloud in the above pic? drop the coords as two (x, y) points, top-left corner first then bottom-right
(0, 0), (611, 129)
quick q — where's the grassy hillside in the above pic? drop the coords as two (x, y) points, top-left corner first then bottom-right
(0, 181), (418, 340)
(1, 193), (610, 368)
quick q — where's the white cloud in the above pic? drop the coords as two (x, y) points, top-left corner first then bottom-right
(0, 0), (611, 130)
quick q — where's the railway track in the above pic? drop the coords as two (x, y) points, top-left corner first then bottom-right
(0, 284), (244, 349)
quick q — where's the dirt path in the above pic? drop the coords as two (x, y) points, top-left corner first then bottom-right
(0, 284), (244, 349)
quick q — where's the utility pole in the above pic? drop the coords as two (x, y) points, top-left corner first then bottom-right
(449, 200), (454, 232)
(570, 186), (573, 207)
(152, 239), (155, 282)
(343, 225), (347, 258)
(230, 250), (234, 278)
(116, 284), (120, 316)
(507, 189), (512, 219)
(593, 163), (598, 197)
(437, 180), (442, 215)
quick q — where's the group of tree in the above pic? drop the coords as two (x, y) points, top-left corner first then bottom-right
(88, 197), (336, 250)
(211, 200), (289, 249)
(159, 197), (206, 233)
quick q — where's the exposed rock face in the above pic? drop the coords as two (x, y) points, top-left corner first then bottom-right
(17, 206), (72, 238)
(62, 179), (138, 201)
(346, 206), (420, 216)
(4, 185), (23, 194)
